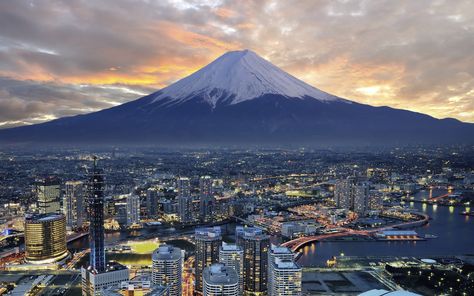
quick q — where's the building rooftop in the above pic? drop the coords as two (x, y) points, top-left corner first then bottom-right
(152, 244), (182, 261)
(25, 213), (64, 222)
(220, 243), (242, 252)
(203, 263), (238, 285)
(274, 258), (300, 270)
(195, 226), (222, 238)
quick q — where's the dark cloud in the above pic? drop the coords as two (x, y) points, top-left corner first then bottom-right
(0, 0), (473, 126)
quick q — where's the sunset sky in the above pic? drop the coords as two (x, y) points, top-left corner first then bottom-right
(0, 0), (473, 128)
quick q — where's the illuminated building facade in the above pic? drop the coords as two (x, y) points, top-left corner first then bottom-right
(64, 180), (85, 230)
(24, 213), (68, 264)
(268, 245), (301, 296)
(36, 176), (61, 214)
(152, 244), (183, 296)
(237, 227), (270, 295)
(194, 227), (222, 295)
(203, 263), (239, 296)
(219, 243), (243, 295)
(199, 176), (215, 223)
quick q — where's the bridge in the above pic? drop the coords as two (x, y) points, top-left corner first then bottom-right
(282, 213), (429, 252)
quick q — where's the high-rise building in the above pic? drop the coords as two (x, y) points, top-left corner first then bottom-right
(177, 177), (191, 197)
(126, 194), (140, 226)
(64, 181), (85, 230)
(36, 177), (61, 214)
(146, 188), (162, 218)
(178, 195), (194, 223)
(82, 158), (129, 296)
(353, 182), (370, 215)
(219, 243), (243, 295)
(88, 158), (106, 273)
(24, 213), (68, 264)
(334, 177), (355, 210)
(268, 245), (301, 296)
(199, 176), (215, 223)
(177, 177), (194, 223)
(203, 263), (239, 296)
(237, 227), (270, 295)
(194, 227), (222, 295)
(151, 244), (184, 296)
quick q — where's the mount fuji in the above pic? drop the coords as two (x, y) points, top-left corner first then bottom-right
(1, 49), (473, 146)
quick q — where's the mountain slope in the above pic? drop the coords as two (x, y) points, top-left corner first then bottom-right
(0, 50), (473, 146)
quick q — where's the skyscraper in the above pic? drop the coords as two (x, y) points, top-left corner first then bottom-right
(199, 176), (215, 223)
(152, 244), (184, 296)
(36, 176), (61, 214)
(237, 227), (270, 295)
(88, 157), (106, 272)
(219, 243), (243, 295)
(64, 180), (85, 230)
(268, 245), (301, 296)
(334, 177), (355, 210)
(353, 182), (370, 215)
(126, 194), (140, 226)
(177, 177), (194, 223)
(203, 263), (239, 296)
(24, 213), (68, 264)
(194, 227), (222, 295)
(82, 157), (129, 296)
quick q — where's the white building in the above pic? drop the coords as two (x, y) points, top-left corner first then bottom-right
(151, 244), (183, 296)
(203, 263), (239, 296)
(268, 245), (301, 296)
(81, 262), (129, 296)
(126, 194), (140, 226)
(63, 181), (85, 230)
(219, 243), (243, 295)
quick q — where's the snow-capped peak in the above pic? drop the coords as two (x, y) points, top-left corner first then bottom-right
(151, 49), (342, 106)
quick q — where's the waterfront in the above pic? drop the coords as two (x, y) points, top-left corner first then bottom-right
(298, 188), (473, 266)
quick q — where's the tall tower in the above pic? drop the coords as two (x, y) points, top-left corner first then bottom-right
(177, 177), (194, 223)
(268, 245), (301, 296)
(88, 156), (106, 273)
(152, 244), (184, 296)
(36, 176), (61, 214)
(64, 180), (85, 230)
(82, 158), (129, 296)
(219, 243), (244, 295)
(194, 227), (222, 295)
(237, 227), (270, 295)
(199, 176), (214, 223)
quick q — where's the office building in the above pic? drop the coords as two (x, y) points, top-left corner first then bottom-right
(102, 281), (168, 296)
(64, 180), (85, 230)
(195, 227), (222, 295)
(219, 243), (243, 295)
(152, 244), (183, 296)
(126, 194), (140, 226)
(203, 263), (239, 296)
(24, 213), (68, 264)
(237, 227), (270, 295)
(268, 245), (301, 296)
(82, 158), (129, 296)
(199, 176), (215, 223)
(36, 177), (61, 214)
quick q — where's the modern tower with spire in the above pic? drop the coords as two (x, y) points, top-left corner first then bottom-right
(81, 157), (129, 296)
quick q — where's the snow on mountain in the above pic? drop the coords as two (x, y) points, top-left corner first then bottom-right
(150, 49), (344, 107)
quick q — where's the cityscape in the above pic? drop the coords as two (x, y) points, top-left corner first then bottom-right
(1, 1), (474, 296)
(0, 147), (473, 295)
